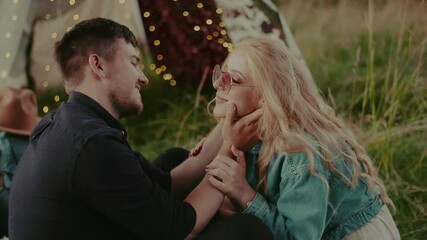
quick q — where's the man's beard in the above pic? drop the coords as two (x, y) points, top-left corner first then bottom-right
(109, 91), (143, 118)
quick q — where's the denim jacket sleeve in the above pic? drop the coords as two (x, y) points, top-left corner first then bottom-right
(242, 152), (329, 240)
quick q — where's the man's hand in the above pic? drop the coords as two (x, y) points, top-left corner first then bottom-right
(217, 196), (237, 218)
(222, 103), (262, 151)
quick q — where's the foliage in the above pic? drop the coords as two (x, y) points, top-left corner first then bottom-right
(280, 0), (426, 238)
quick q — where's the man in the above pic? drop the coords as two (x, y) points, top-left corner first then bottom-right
(9, 18), (271, 240)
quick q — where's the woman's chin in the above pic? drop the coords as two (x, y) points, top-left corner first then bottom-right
(213, 107), (226, 119)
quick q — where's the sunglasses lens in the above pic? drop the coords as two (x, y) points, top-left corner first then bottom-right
(212, 65), (230, 93)
(222, 72), (230, 93)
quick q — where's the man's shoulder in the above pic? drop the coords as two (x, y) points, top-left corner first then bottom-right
(57, 102), (121, 137)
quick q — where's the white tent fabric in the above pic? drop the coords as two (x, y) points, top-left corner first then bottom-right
(0, 0), (306, 91)
(0, 0), (32, 89)
(29, 0), (146, 91)
(216, 0), (306, 67)
(0, 0), (146, 91)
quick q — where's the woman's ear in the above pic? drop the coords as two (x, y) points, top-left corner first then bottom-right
(88, 54), (105, 79)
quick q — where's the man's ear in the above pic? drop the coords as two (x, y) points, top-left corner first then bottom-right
(88, 54), (105, 79)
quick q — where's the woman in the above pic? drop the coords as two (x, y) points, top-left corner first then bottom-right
(204, 37), (400, 239)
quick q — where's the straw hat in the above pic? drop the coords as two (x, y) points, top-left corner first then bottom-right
(0, 87), (39, 136)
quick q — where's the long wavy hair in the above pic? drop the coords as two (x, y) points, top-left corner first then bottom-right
(223, 37), (392, 205)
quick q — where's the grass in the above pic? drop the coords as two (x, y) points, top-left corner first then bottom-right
(281, 0), (427, 238)
(36, 0), (426, 238)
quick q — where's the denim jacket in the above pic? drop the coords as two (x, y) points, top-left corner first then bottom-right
(242, 143), (383, 240)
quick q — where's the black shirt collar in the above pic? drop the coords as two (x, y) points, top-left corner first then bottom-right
(68, 91), (127, 136)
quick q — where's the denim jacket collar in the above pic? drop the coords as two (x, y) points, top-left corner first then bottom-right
(248, 142), (262, 155)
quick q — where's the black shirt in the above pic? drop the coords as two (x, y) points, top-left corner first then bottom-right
(9, 92), (196, 240)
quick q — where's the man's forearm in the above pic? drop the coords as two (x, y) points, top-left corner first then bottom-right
(171, 121), (223, 198)
(184, 176), (224, 239)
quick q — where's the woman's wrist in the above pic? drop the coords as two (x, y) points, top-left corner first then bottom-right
(239, 189), (257, 210)
(218, 141), (233, 157)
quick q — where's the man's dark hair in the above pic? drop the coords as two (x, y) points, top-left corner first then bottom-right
(54, 17), (138, 86)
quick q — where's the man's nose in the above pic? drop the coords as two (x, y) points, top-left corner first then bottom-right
(139, 72), (149, 85)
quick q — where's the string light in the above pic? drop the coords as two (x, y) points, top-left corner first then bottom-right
(3, 0), (232, 109)
(138, 1), (233, 87)
(163, 74), (172, 80)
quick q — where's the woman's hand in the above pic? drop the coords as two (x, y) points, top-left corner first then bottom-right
(206, 145), (257, 210)
(222, 103), (262, 151)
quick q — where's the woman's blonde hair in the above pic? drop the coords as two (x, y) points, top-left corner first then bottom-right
(226, 37), (391, 205)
